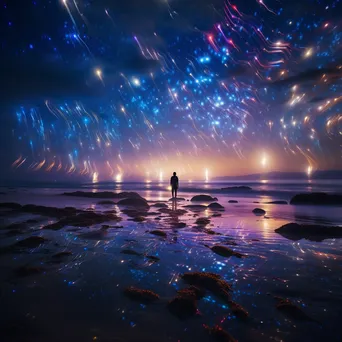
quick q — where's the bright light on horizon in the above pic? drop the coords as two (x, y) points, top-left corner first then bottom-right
(205, 168), (209, 182)
(307, 165), (312, 177)
(92, 171), (98, 183)
(115, 173), (122, 182)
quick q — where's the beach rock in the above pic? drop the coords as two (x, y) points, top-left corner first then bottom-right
(14, 236), (47, 248)
(152, 202), (168, 208)
(120, 249), (142, 256)
(168, 295), (198, 319)
(208, 202), (224, 210)
(221, 186), (252, 191)
(184, 205), (207, 210)
(0, 202), (22, 210)
(15, 266), (44, 277)
(132, 216), (146, 222)
(290, 192), (342, 205)
(43, 211), (121, 230)
(275, 222), (342, 241)
(124, 286), (159, 303)
(228, 200), (238, 203)
(211, 213), (222, 217)
(117, 198), (149, 208)
(173, 222), (187, 228)
(149, 230), (167, 237)
(191, 195), (218, 202)
(177, 286), (206, 300)
(266, 200), (288, 204)
(208, 245), (244, 258)
(145, 255), (160, 262)
(168, 197), (186, 201)
(121, 209), (148, 217)
(158, 208), (187, 215)
(228, 301), (249, 319)
(195, 217), (211, 226)
(276, 298), (315, 321)
(205, 230), (222, 235)
(97, 200), (116, 205)
(63, 191), (142, 199)
(20, 204), (78, 218)
(204, 325), (237, 342)
(182, 272), (232, 303)
(252, 208), (266, 215)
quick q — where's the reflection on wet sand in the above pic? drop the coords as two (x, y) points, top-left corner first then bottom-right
(0, 186), (341, 342)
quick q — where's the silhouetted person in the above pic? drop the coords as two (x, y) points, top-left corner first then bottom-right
(170, 172), (179, 198)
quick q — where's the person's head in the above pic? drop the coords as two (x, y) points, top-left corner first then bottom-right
(173, 172), (176, 176)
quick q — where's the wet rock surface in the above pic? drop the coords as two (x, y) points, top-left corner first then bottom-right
(228, 200), (238, 203)
(117, 198), (150, 208)
(124, 286), (159, 303)
(275, 222), (342, 241)
(97, 200), (116, 205)
(207, 245), (245, 258)
(149, 230), (167, 237)
(221, 186), (252, 191)
(266, 200), (288, 204)
(204, 325), (237, 342)
(290, 192), (342, 205)
(252, 208), (266, 215)
(191, 195), (218, 202)
(207, 202), (224, 210)
(195, 217), (211, 226)
(43, 211), (121, 230)
(182, 272), (232, 303)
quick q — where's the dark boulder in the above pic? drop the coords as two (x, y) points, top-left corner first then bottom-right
(252, 208), (266, 215)
(0, 202), (22, 210)
(184, 205), (207, 210)
(124, 286), (159, 303)
(221, 186), (252, 191)
(290, 192), (342, 205)
(152, 202), (168, 208)
(204, 325), (237, 342)
(195, 217), (211, 226)
(228, 200), (238, 203)
(191, 195), (218, 202)
(168, 295), (198, 319)
(208, 245), (245, 258)
(117, 198), (149, 208)
(182, 272), (232, 303)
(168, 197), (186, 201)
(208, 202), (224, 210)
(275, 222), (342, 241)
(44, 212), (121, 230)
(266, 200), (288, 205)
(97, 200), (116, 205)
(149, 230), (167, 237)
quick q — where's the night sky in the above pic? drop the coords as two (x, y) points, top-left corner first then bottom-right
(1, 0), (342, 182)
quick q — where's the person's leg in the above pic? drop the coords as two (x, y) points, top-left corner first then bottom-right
(172, 187), (174, 198)
(175, 187), (177, 198)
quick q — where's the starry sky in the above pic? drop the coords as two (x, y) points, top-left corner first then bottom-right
(1, 0), (342, 182)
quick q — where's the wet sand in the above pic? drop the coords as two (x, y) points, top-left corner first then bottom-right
(0, 185), (342, 342)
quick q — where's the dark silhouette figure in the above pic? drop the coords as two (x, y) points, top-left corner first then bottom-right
(170, 172), (179, 198)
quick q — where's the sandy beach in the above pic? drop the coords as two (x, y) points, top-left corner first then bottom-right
(1, 181), (342, 342)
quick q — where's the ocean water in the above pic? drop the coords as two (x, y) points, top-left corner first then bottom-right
(0, 180), (342, 342)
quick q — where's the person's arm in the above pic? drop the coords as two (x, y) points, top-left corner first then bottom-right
(170, 177), (172, 186)
(177, 177), (179, 187)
